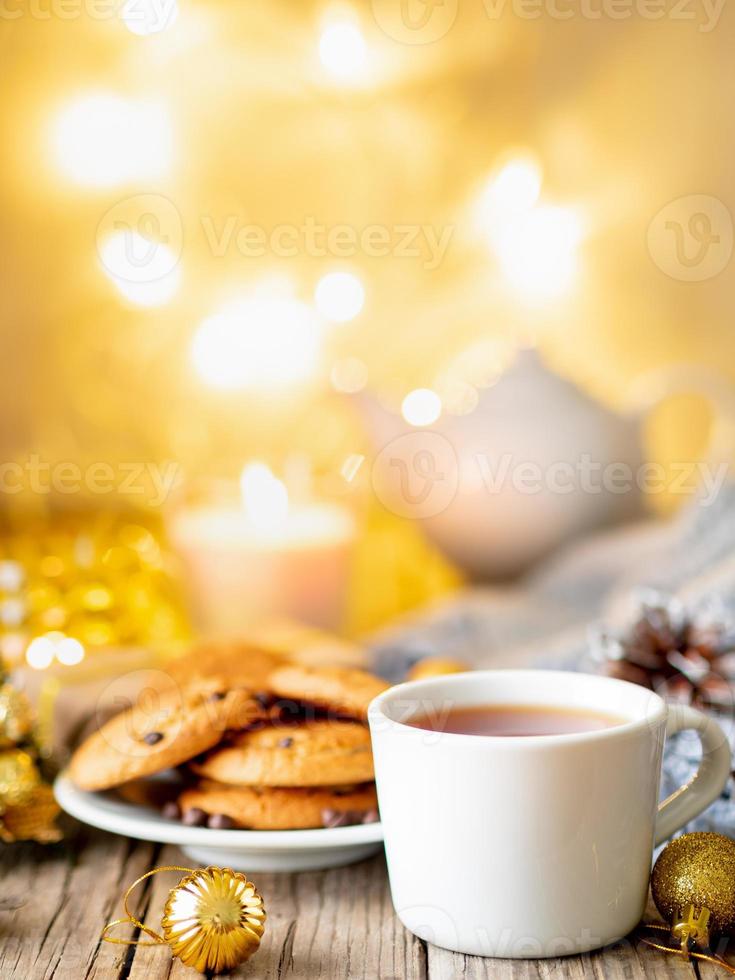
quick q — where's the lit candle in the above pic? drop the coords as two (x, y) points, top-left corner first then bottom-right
(168, 463), (355, 636)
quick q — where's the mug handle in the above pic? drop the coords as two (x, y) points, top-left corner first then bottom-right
(654, 704), (732, 846)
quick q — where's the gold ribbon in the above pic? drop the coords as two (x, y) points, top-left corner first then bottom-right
(637, 922), (735, 974)
(101, 865), (195, 948)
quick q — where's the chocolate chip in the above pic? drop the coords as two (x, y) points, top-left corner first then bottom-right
(322, 808), (369, 828)
(161, 801), (181, 821)
(272, 698), (304, 722)
(321, 808), (350, 828)
(207, 813), (235, 829)
(322, 807), (377, 828)
(254, 691), (272, 709)
(240, 718), (267, 734)
(181, 807), (207, 826)
(142, 731), (163, 745)
(207, 691), (226, 702)
(277, 736), (294, 748)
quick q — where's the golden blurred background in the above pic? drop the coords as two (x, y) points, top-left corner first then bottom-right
(1, 0), (733, 671)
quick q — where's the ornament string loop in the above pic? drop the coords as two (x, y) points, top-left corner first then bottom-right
(637, 922), (735, 975)
(101, 864), (266, 974)
(101, 866), (195, 948)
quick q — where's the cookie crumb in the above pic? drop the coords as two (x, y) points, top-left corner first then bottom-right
(161, 801), (181, 820)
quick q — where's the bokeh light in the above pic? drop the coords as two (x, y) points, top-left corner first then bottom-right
(315, 272), (365, 323)
(319, 22), (369, 85)
(25, 636), (55, 670)
(191, 294), (321, 390)
(490, 157), (541, 213)
(493, 205), (583, 302)
(99, 230), (181, 307)
(330, 356), (369, 393)
(56, 636), (85, 666)
(52, 94), (172, 188)
(401, 388), (442, 427)
(26, 631), (86, 668)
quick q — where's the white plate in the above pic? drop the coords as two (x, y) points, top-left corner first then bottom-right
(54, 773), (384, 872)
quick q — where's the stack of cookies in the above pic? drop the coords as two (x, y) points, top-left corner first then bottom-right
(69, 645), (389, 831)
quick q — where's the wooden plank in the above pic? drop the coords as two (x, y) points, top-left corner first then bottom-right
(1, 828), (713, 980)
(427, 925), (698, 979)
(125, 848), (427, 980)
(692, 940), (735, 980)
(0, 820), (158, 980)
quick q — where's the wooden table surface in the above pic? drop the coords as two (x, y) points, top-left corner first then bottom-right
(0, 819), (717, 980)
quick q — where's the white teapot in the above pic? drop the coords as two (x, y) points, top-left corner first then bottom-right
(359, 349), (734, 579)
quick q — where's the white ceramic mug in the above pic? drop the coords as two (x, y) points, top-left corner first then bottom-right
(368, 670), (732, 958)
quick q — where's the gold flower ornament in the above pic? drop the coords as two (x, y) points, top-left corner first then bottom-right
(163, 867), (266, 973)
(103, 865), (266, 974)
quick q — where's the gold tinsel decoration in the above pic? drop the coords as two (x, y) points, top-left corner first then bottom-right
(0, 652), (62, 842)
(0, 684), (34, 749)
(103, 865), (266, 975)
(0, 784), (62, 843)
(0, 749), (40, 809)
(0, 516), (188, 673)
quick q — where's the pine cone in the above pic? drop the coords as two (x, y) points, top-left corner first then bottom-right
(590, 591), (735, 713)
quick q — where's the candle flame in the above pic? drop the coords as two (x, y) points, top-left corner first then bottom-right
(240, 463), (289, 532)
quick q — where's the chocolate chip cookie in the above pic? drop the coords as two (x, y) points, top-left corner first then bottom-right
(177, 780), (379, 830)
(267, 665), (390, 721)
(156, 643), (287, 692)
(69, 679), (265, 791)
(190, 719), (374, 787)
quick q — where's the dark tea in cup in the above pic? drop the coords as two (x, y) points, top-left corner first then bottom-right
(404, 703), (625, 736)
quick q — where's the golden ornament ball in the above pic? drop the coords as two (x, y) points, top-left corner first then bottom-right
(408, 657), (469, 681)
(652, 832), (735, 937)
(0, 684), (35, 749)
(162, 866), (266, 974)
(0, 749), (41, 809)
